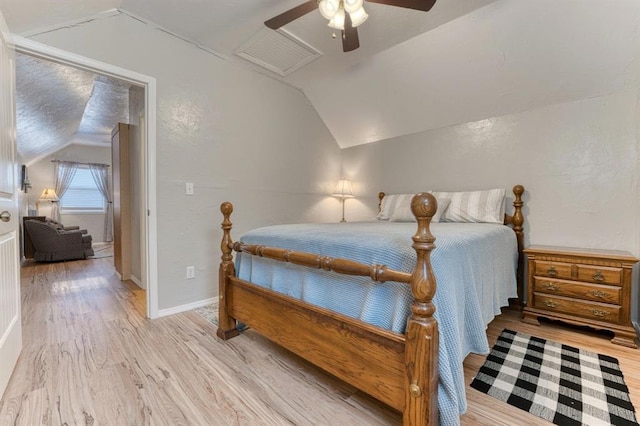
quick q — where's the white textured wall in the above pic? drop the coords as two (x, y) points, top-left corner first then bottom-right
(28, 144), (112, 242)
(342, 91), (640, 257)
(30, 13), (341, 310)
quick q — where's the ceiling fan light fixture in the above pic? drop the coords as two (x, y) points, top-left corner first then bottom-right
(343, 0), (364, 14)
(319, 0), (339, 19)
(328, 7), (345, 30)
(348, 7), (368, 27)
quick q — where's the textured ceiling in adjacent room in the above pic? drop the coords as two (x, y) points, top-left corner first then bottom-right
(16, 54), (130, 165)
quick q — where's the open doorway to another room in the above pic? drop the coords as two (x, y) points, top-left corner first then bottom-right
(15, 50), (150, 318)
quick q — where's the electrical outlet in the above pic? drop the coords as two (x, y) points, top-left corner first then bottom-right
(186, 182), (194, 195)
(186, 266), (195, 279)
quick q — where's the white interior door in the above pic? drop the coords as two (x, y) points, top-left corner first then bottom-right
(0, 9), (21, 399)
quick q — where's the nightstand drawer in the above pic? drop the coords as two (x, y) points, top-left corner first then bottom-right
(534, 261), (573, 280)
(533, 294), (621, 323)
(576, 264), (622, 286)
(533, 277), (621, 304)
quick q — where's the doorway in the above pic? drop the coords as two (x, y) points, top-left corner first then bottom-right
(15, 36), (159, 318)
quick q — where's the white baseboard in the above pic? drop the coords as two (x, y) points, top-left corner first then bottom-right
(158, 296), (218, 318)
(92, 242), (112, 248)
(129, 275), (145, 289)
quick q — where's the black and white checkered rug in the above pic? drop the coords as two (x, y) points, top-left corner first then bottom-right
(471, 329), (638, 425)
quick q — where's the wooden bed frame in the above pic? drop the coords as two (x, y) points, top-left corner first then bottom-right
(216, 185), (525, 426)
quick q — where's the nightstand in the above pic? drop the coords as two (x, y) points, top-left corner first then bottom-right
(522, 246), (638, 348)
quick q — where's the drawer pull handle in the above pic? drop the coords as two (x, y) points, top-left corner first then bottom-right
(547, 266), (558, 278)
(587, 289), (608, 299)
(544, 300), (558, 308)
(543, 282), (559, 291)
(592, 270), (605, 282)
(590, 309), (609, 318)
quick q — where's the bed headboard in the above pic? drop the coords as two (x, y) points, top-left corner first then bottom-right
(378, 185), (526, 306)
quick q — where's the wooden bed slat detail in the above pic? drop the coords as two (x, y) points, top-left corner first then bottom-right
(227, 277), (406, 411)
(233, 243), (412, 284)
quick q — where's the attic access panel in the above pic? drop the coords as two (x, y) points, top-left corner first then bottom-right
(235, 27), (322, 76)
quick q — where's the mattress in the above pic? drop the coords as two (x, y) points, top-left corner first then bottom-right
(236, 221), (518, 425)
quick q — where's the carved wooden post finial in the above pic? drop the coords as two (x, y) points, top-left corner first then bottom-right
(410, 193), (437, 310)
(378, 192), (386, 214)
(404, 192), (439, 425)
(512, 185), (524, 241)
(217, 201), (240, 340)
(221, 201), (234, 264)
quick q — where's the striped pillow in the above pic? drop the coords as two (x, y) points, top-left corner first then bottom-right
(433, 189), (506, 224)
(377, 194), (416, 220)
(389, 198), (451, 223)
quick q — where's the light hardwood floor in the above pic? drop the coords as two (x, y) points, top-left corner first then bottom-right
(0, 254), (638, 425)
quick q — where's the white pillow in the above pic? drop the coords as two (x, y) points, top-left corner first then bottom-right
(389, 198), (451, 223)
(433, 189), (506, 224)
(376, 194), (416, 220)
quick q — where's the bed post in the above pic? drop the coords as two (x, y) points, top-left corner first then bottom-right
(378, 192), (385, 213)
(512, 185), (525, 306)
(404, 193), (439, 426)
(217, 202), (240, 340)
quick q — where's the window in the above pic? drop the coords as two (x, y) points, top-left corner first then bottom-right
(60, 166), (105, 213)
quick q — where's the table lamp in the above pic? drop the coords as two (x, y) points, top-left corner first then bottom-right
(332, 179), (354, 222)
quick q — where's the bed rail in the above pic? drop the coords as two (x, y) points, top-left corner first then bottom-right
(232, 243), (413, 284)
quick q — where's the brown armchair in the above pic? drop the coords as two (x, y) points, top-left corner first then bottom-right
(24, 220), (94, 262)
(45, 217), (87, 234)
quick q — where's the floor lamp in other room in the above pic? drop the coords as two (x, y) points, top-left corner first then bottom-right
(37, 188), (59, 217)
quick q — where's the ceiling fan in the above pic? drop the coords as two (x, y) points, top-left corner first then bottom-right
(265, 0), (437, 52)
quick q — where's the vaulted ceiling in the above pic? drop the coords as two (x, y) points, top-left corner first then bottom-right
(16, 54), (130, 165)
(2, 0), (639, 162)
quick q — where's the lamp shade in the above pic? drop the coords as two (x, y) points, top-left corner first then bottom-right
(319, 0), (339, 19)
(343, 0), (364, 13)
(328, 7), (345, 30)
(332, 179), (354, 198)
(39, 188), (59, 201)
(349, 7), (368, 27)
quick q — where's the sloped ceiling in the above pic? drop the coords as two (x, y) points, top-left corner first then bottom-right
(307, 0), (640, 146)
(16, 54), (130, 165)
(2, 0), (640, 152)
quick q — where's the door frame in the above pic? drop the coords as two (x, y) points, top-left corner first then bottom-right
(14, 36), (159, 319)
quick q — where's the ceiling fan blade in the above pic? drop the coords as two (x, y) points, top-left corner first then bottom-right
(341, 13), (360, 52)
(265, 1), (318, 29)
(365, 0), (436, 12)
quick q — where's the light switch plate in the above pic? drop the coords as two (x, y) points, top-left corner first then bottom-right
(186, 182), (194, 195)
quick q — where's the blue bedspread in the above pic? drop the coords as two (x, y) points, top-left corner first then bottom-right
(236, 221), (517, 425)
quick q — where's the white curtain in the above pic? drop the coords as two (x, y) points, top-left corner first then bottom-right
(89, 163), (113, 242)
(53, 161), (78, 221)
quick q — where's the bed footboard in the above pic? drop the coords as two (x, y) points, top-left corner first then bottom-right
(217, 193), (440, 426)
